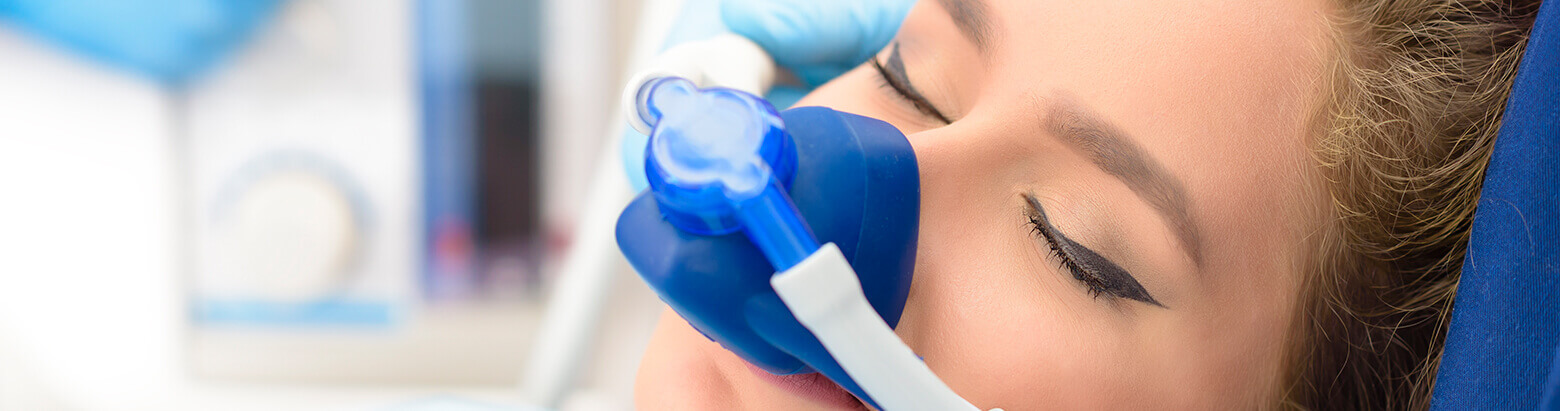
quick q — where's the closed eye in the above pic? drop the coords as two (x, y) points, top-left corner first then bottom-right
(1024, 194), (1164, 307)
(871, 43), (953, 124)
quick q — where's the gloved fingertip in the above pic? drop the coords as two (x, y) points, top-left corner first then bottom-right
(844, 0), (915, 64)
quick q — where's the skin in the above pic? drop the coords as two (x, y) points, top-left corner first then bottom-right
(638, 0), (1336, 408)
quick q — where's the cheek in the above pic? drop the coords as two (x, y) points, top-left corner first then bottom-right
(635, 311), (735, 409)
(897, 195), (1150, 409)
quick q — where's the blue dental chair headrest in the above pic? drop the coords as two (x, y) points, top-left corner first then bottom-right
(1431, 1), (1560, 409)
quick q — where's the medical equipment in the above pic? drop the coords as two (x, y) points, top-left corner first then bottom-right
(183, 0), (546, 383)
(185, 0), (417, 339)
(619, 0), (917, 192)
(1432, 0), (1560, 408)
(614, 43), (994, 410)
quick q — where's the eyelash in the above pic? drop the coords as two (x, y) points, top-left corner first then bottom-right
(1023, 197), (1164, 307)
(1026, 212), (1112, 300)
(870, 58), (952, 124)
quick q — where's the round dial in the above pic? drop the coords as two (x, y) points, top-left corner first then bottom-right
(215, 169), (361, 303)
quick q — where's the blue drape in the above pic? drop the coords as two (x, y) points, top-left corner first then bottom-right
(1431, 1), (1560, 409)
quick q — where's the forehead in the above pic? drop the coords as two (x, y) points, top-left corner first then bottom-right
(973, 0), (1335, 109)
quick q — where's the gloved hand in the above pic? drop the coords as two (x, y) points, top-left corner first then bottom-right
(0, 0), (280, 84)
(721, 0), (915, 87)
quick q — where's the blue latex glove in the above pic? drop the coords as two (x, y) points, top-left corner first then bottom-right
(721, 0), (915, 87)
(0, 0), (281, 84)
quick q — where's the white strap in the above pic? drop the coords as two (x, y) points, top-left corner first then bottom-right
(770, 243), (987, 411)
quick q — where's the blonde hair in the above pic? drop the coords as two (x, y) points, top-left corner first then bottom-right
(1286, 0), (1541, 409)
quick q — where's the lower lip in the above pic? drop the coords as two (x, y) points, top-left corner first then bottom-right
(744, 362), (866, 410)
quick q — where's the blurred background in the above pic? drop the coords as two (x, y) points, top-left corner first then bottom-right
(0, 0), (687, 409)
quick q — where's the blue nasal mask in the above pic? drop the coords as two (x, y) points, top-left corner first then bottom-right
(616, 77), (921, 406)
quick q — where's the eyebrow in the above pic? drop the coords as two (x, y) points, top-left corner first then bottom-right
(1044, 98), (1205, 267)
(938, 0), (996, 51)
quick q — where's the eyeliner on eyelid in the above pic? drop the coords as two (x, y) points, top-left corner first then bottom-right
(1023, 194), (1165, 308)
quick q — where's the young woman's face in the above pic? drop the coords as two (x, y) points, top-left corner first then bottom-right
(637, 0), (1335, 408)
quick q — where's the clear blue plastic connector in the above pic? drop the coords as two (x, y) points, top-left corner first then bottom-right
(639, 77), (819, 270)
